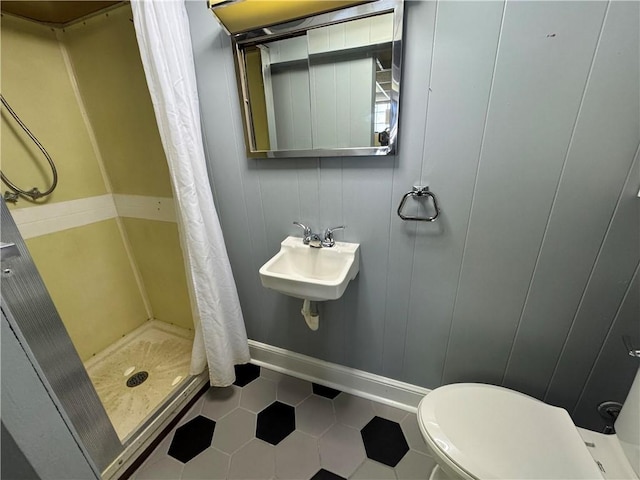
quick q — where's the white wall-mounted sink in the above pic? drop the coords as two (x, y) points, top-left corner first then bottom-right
(259, 236), (360, 301)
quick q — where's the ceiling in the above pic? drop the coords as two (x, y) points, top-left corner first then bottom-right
(1, 1), (123, 25)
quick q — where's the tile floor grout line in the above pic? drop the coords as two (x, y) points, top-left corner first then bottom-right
(135, 364), (431, 480)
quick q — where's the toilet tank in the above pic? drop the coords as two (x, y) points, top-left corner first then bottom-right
(615, 366), (640, 477)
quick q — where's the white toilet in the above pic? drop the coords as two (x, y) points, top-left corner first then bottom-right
(417, 367), (640, 480)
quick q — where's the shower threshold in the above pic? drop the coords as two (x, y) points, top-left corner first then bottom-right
(103, 370), (208, 480)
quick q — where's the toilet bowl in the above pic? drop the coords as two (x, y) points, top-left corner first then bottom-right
(417, 367), (640, 480)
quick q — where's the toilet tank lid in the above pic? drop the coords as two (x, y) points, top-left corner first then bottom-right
(417, 383), (604, 480)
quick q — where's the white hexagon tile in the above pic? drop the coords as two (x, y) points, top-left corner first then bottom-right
(132, 364), (434, 480)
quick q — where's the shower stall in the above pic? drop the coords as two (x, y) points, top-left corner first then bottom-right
(1, 2), (207, 476)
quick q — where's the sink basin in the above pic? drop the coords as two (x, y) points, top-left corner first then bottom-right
(259, 236), (360, 301)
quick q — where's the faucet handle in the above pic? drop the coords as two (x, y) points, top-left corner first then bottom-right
(322, 225), (345, 247)
(293, 221), (311, 235)
(293, 221), (312, 244)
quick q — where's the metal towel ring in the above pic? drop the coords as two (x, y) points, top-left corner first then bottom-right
(397, 185), (440, 222)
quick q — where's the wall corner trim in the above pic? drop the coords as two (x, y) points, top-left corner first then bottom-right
(248, 340), (430, 412)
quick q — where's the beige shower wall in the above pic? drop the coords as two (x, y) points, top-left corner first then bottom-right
(1, 14), (148, 360)
(1, 15), (107, 205)
(120, 218), (193, 330)
(1, 6), (193, 359)
(26, 220), (149, 360)
(61, 4), (192, 330)
(62, 4), (172, 198)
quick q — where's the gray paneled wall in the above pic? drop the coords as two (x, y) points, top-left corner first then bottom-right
(186, 0), (640, 430)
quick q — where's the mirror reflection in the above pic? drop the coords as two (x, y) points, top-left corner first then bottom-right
(242, 12), (395, 153)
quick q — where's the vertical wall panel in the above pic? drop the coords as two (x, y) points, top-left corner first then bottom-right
(272, 67), (313, 150)
(258, 160), (308, 349)
(342, 157), (394, 373)
(572, 266), (640, 431)
(297, 161), (321, 230)
(443, 1), (608, 385)
(296, 159), (348, 361)
(401, 0), (504, 387)
(503, 0), (640, 398)
(186, 0), (639, 429)
(310, 57), (375, 148)
(317, 158), (347, 365)
(381, 0), (437, 379)
(545, 148), (640, 410)
(1, 423), (39, 480)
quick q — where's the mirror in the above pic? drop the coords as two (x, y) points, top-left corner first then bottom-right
(230, 0), (403, 157)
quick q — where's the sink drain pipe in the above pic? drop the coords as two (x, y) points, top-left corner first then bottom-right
(301, 299), (319, 330)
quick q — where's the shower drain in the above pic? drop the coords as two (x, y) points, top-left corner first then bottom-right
(126, 371), (149, 388)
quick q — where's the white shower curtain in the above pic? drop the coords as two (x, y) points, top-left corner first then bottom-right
(130, 0), (250, 386)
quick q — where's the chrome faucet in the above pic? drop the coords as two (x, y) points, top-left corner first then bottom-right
(294, 222), (345, 248)
(293, 222), (322, 248)
(322, 226), (345, 247)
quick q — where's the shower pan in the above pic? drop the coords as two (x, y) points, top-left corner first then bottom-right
(85, 320), (193, 441)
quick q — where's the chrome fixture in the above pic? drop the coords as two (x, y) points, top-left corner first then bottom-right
(322, 226), (345, 248)
(623, 336), (640, 358)
(223, 0), (404, 158)
(397, 185), (440, 222)
(294, 222), (346, 248)
(293, 221), (322, 248)
(1, 94), (59, 203)
(0, 242), (20, 261)
(292, 221), (312, 238)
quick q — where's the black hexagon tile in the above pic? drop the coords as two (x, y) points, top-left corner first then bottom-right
(361, 416), (409, 467)
(310, 468), (347, 480)
(233, 363), (260, 387)
(312, 383), (342, 399)
(256, 401), (295, 445)
(168, 415), (216, 463)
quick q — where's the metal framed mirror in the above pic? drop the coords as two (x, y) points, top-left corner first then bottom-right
(212, 0), (404, 158)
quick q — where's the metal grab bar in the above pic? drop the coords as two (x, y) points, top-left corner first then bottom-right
(397, 185), (440, 222)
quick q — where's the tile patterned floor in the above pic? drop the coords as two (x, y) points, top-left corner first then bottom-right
(132, 363), (437, 479)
